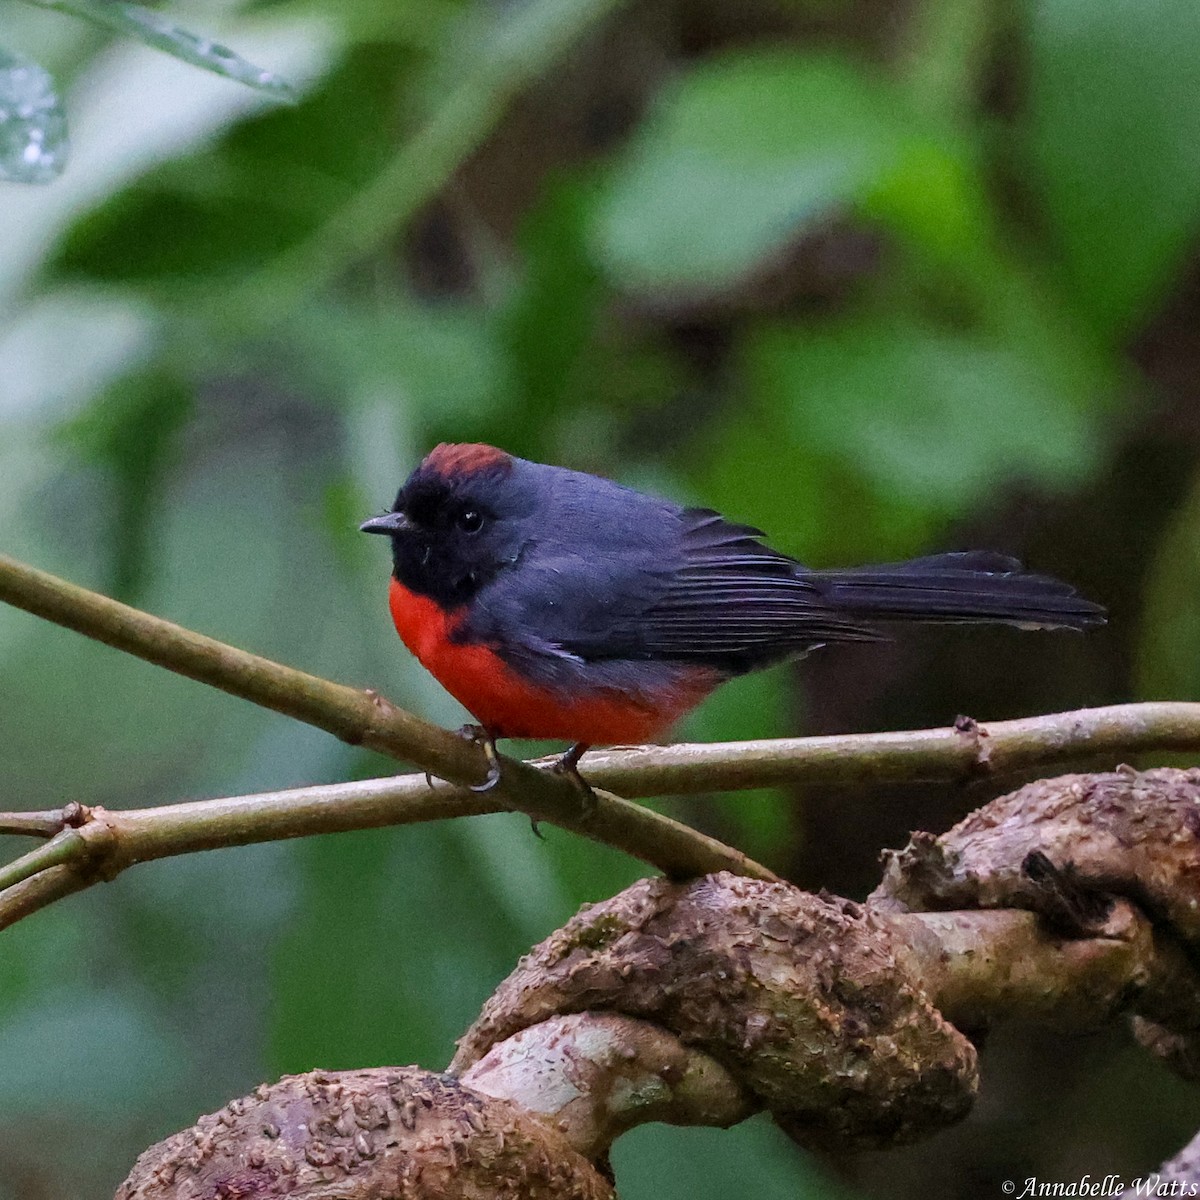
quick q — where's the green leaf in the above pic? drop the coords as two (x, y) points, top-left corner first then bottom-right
(685, 406), (943, 568)
(0, 989), (183, 1115)
(750, 316), (1104, 514)
(1025, 0), (1200, 334)
(0, 9), (336, 307)
(614, 1115), (860, 1200)
(863, 135), (995, 276)
(53, 47), (408, 287)
(28, 0), (296, 100)
(0, 46), (67, 183)
(1138, 471), (1200, 701)
(286, 298), (510, 435)
(592, 51), (911, 293)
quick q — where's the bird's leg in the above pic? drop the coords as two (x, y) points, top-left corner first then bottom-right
(459, 725), (503, 793)
(554, 741), (590, 776)
(457, 725), (548, 839)
(551, 742), (596, 817)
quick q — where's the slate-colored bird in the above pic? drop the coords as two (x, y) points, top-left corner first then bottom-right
(362, 443), (1104, 789)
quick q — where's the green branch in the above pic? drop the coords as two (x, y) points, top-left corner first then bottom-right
(565, 703), (1200, 794)
(0, 552), (775, 885)
(3, 550), (1200, 931)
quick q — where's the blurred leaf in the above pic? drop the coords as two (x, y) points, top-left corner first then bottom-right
(1138, 470), (1200, 701)
(28, 0), (296, 100)
(900, 0), (991, 127)
(54, 45), (409, 286)
(750, 316), (1104, 514)
(287, 298), (509, 434)
(0, 9), (338, 304)
(864, 136), (994, 276)
(0, 46), (67, 183)
(0, 989), (183, 1115)
(1026, 0), (1200, 334)
(593, 51), (910, 293)
(614, 1114), (858, 1200)
(685, 406), (943, 567)
(56, 372), (191, 600)
(57, 184), (315, 282)
(0, 287), (158, 423)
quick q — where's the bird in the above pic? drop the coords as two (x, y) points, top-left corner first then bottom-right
(361, 443), (1104, 793)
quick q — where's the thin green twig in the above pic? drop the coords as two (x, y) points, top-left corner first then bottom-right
(0, 552), (774, 884)
(0, 828), (89, 892)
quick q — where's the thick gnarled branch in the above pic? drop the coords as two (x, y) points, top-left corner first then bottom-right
(117, 769), (1200, 1198)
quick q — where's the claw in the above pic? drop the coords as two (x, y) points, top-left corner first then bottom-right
(459, 725), (503, 793)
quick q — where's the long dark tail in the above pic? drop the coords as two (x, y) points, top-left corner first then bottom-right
(811, 551), (1105, 632)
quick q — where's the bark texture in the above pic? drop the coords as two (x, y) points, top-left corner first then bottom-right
(452, 873), (979, 1149)
(116, 1068), (614, 1200)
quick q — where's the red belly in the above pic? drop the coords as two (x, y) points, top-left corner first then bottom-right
(387, 579), (714, 743)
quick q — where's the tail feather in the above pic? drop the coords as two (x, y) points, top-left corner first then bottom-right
(811, 551), (1105, 632)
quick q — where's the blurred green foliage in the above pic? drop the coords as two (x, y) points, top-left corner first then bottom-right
(0, 0), (1198, 1196)
(1, 0), (293, 183)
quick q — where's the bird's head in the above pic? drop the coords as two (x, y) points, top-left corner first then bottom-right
(360, 443), (532, 607)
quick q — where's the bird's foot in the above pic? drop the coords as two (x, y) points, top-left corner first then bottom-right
(458, 725), (503, 793)
(550, 742), (596, 819)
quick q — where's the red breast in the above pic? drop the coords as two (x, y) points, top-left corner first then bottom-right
(387, 579), (714, 743)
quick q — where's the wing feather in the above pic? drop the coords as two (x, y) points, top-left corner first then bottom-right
(550, 507), (877, 668)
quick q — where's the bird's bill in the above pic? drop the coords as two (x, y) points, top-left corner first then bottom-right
(360, 512), (412, 535)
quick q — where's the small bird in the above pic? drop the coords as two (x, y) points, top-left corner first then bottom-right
(362, 443), (1104, 791)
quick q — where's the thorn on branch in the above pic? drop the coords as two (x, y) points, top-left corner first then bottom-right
(953, 713), (992, 773)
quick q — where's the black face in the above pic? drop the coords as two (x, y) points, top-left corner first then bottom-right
(362, 464), (525, 608)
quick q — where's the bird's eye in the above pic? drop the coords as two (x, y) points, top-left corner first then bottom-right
(457, 509), (484, 534)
